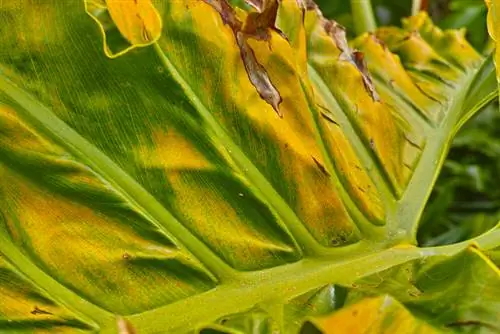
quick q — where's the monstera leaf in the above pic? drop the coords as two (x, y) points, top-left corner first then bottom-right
(0, 0), (498, 332)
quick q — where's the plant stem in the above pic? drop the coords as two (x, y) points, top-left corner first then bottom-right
(412, 0), (422, 15)
(351, 0), (377, 34)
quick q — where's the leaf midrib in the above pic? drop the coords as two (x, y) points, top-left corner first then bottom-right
(128, 229), (500, 333)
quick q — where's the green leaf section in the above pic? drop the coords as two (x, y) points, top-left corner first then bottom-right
(0, 253), (98, 333)
(345, 245), (500, 332)
(0, 0), (498, 332)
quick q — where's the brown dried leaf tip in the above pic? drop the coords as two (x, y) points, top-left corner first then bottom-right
(312, 3), (380, 102)
(244, 0), (288, 41)
(352, 51), (380, 101)
(203, 0), (284, 117)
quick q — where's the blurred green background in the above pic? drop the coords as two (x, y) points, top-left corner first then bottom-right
(316, 0), (499, 246)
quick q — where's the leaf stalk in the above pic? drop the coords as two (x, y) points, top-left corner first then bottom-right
(350, 0), (377, 34)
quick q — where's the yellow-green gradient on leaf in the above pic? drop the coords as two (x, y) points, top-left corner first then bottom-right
(0, 0), (498, 332)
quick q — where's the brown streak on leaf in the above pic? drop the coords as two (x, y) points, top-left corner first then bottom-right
(353, 51), (380, 102)
(320, 111), (339, 125)
(312, 156), (330, 176)
(404, 135), (423, 150)
(317, 104), (339, 125)
(31, 306), (53, 316)
(414, 81), (443, 105)
(403, 162), (413, 170)
(446, 320), (499, 331)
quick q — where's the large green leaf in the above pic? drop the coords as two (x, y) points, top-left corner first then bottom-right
(0, 0), (498, 332)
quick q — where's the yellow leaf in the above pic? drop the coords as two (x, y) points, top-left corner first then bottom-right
(106, 0), (162, 45)
(304, 296), (441, 334)
(486, 0), (500, 81)
(84, 0), (162, 58)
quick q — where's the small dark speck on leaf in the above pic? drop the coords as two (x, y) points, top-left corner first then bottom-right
(122, 253), (131, 260)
